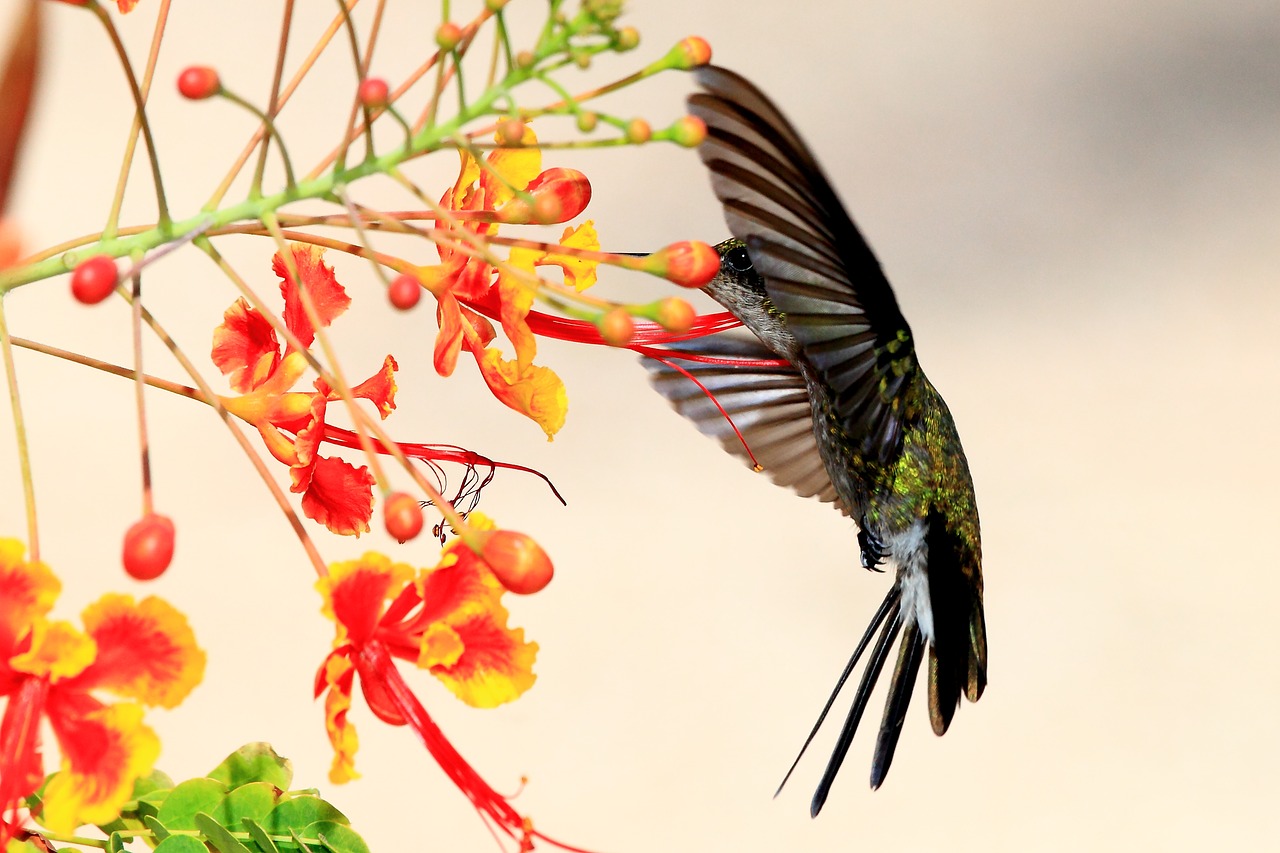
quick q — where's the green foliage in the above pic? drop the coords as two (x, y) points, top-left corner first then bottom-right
(24, 744), (370, 853)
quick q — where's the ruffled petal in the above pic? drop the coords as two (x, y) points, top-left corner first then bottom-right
(0, 539), (58, 661)
(41, 699), (159, 834)
(539, 221), (600, 292)
(319, 654), (360, 784)
(273, 244), (352, 349)
(69, 595), (205, 708)
(300, 456), (375, 537)
(348, 355), (399, 419)
(317, 552), (415, 647)
(427, 607), (537, 709)
(481, 125), (540, 206)
(469, 345), (567, 440)
(211, 299), (281, 393)
(8, 621), (94, 683)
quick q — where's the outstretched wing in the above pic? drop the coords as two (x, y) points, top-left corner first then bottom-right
(688, 66), (921, 467)
(641, 332), (847, 515)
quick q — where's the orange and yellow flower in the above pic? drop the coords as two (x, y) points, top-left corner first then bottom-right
(413, 127), (597, 440)
(313, 518), (554, 848)
(0, 540), (205, 843)
(212, 244), (398, 536)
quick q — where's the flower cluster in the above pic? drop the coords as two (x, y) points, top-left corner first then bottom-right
(0, 540), (205, 843)
(213, 244), (398, 537)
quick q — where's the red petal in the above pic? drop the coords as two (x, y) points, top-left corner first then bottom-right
(349, 355), (398, 419)
(211, 299), (281, 393)
(273, 244), (351, 348)
(301, 457), (375, 536)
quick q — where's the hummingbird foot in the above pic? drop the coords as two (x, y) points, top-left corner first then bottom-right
(858, 517), (887, 572)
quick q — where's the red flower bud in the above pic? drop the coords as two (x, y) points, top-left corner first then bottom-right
(625, 118), (652, 144)
(123, 513), (175, 580)
(599, 307), (635, 346)
(647, 241), (720, 288)
(358, 77), (389, 109)
(177, 66), (221, 100)
(70, 254), (119, 304)
(480, 530), (554, 595)
(670, 115), (707, 148)
(499, 168), (592, 224)
(666, 36), (712, 70)
(388, 273), (421, 310)
(384, 492), (424, 542)
(657, 296), (697, 333)
(436, 22), (463, 51)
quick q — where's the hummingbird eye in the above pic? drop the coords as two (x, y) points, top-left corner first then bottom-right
(724, 245), (753, 273)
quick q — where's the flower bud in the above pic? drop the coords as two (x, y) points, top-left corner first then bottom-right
(657, 296), (697, 333)
(576, 111), (598, 133)
(177, 66), (221, 100)
(358, 77), (390, 109)
(388, 273), (422, 310)
(497, 118), (527, 147)
(665, 36), (712, 70)
(670, 115), (707, 148)
(646, 241), (720, 288)
(615, 26), (640, 52)
(480, 530), (554, 594)
(498, 168), (592, 224)
(625, 118), (652, 144)
(436, 22), (463, 51)
(70, 254), (119, 304)
(123, 513), (176, 580)
(599, 307), (635, 346)
(384, 492), (424, 542)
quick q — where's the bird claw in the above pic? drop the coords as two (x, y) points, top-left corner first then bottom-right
(858, 517), (887, 572)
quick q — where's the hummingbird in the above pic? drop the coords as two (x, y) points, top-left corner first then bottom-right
(642, 66), (987, 816)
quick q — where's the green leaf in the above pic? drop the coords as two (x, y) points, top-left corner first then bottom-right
(155, 778), (229, 830)
(143, 813), (172, 842)
(307, 821), (371, 853)
(194, 813), (253, 853)
(262, 797), (348, 836)
(134, 769), (177, 799)
(243, 819), (281, 853)
(213, 782), (286, 829)
(153, 837), (209, 853)
(106, 831), (126, 853)
(208, 744), (293, 790)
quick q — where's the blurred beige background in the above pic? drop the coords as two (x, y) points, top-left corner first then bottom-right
(3, 1), (1278, 851)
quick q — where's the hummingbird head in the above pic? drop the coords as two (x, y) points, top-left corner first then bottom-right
(704, 238), (799, 358)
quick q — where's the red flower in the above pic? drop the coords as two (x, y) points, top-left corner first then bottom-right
(313, 520), (589, 851)
(0, 540), (204, 843)
(212, 244), (398, 536)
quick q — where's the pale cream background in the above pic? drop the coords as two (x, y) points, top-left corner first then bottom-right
(3, 2), (1278, 851)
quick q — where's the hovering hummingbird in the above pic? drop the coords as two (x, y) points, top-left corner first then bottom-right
(642, 66), (988, 816)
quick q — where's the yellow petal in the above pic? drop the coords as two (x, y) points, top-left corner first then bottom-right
(9, 620), (95, 682)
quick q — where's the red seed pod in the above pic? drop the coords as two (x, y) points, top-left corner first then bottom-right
(670, 115), (708, 148)
(384, 492), (424, 542)
(480, 530), (554, 595)
(123, 513), (176, 580)
(388, 273), (421, 310)
(599, 307), (635, 346)
(436, 22), (463, 51)
(625, 118), (652, 144)
(657, 296), (697, 333)
(177, 66), (221, 100)
(668, 36), (712, 69)
(70, 254), (119, 304)
(358, 77), (390, 109)
(649, 241), (720, 288)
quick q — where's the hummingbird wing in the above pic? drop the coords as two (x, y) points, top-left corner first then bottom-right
(688, 66), (920, 467)
(641, 332), (848, 514)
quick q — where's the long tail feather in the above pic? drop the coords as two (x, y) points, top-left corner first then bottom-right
(776, 588), (899, 800)
(810, 602), (904, 817)
(870, 625), (926, 789)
